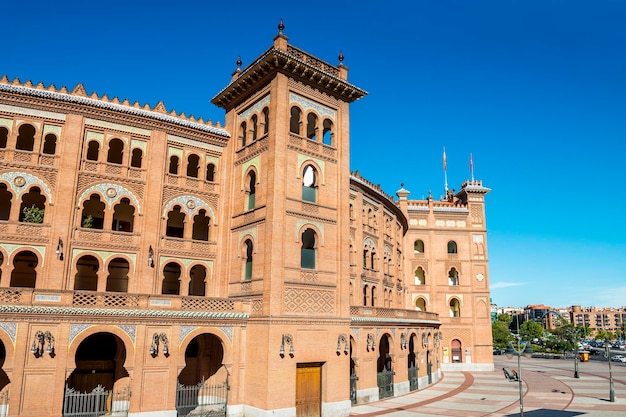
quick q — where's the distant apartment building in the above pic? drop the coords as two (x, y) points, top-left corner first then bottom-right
(570, 305), (626, 333)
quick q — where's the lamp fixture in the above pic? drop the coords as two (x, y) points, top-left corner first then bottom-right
(280, 333), (294, 358)
(150, 332), (169, 357)
(56, 238), (64, 261)
(148, 245), (154, 268)
(31, 330), (54, 357)
(337, 334), (349, 355)
(366, 333), (375, 351)
(400, 333), (408, 349)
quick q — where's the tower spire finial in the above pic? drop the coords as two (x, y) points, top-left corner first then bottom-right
(278, 19), (285, 35)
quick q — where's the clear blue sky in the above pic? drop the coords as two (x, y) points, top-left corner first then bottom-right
(3, 1), (625, 308)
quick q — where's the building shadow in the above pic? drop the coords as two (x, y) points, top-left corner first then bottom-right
(506, 410), (585, 417)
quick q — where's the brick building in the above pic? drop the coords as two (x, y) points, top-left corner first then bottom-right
(0, 24), (492, 417)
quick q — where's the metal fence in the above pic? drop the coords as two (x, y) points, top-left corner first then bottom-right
(377, 369), (394, 399)
(350, 373), (358, 404)
(176, 379), (228, 417)
(0, 391), (8, 417)
(408, 366), (419, 391)
(63, 385), (130, 417)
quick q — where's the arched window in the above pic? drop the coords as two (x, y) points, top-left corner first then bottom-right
(189, 265), (206, 296)
(322, 119), (333, 146)
(0, 127), (8, 148)
(106, 257), (129, 292)
(301, 228), (316, 269)
(251, 115), (258, 141)
(74, 255), (99, 291)
(447, 241), (458, 254)
(0, 183), (12, 221)
(240, 121), (247, 147)
(19, 187), (46, 223)
(169, 156), (179, 175)
(244, 239), (253, 280)
(414, 239), (424, 253)
(448, 267), (459, 286)
(363, 248), (369, 269)
(289, 107), (301, 135)
(302, 165), (317, 203)
(131, 148), (142, 168)
(112, 198), (134, 232)
(86, 141), (100, 161)
(415, 297), (427, 311)
(414, 266), (425, 285)
(15, 124), (35, 151)
(449, 298), (461, 318)
(107, 138), (124, 164)
(166, 206), (185, 238)
(262, 107), (269, 135)
(306, 113), (318, 140)
(370, 248), (376, 271)
(162, 262), (181, 295)
(368, 208), (374, 226)
(42, 134), (57, 155)
(246, 171), (256, 210)
(363, 285), (369, 306)
(371, 286), (376, 307)
(192, 209), (210, 241)
(81, 194), (105, 229)
(187, 154), (200, 178)
(10, 250), (38, 288)
(206, 163), (215, 182)
(349, 203), (354, 219)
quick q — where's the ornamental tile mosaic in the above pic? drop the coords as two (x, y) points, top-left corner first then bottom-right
(163, 195), (215, 220)
(290, 93), (335, 118)
(118, 325), (136, 344)
(69, 324), (94, 345)
(79, 183), (142, 214)
(0, 322), (17, 343)
(180, 326), (197, 345)
(239, 95), (270, 119)
(0, 172), (53, 202)
(218, 326), (233, 343)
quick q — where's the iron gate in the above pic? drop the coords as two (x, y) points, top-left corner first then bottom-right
(0, 391), (8, 417)
(176, 379), (228, 417)
(349, 372), (358, 404)
(63, 385), (130, 417)
(408, 366), (419, 391)
(377, 369), (394, 399)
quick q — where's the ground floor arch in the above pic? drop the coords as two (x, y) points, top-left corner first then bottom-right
(177, 332), (228, 417)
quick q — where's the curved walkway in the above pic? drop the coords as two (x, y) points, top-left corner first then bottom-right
(351, 357), (626, 416)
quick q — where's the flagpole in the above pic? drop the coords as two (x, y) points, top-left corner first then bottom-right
(470, 153), (474, 182)
(443, 147), (448, 192)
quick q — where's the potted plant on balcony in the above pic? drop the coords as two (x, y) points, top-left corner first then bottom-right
(21, 205), (44, 223)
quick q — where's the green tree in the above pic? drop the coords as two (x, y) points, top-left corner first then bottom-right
(22, 205), (44, 224)
(492, 321), (512, 349)
(520, 320), (543, 341)
(497, 313), (513, 326)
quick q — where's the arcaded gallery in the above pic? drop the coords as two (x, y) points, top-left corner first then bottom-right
(0, 23), (493, 417)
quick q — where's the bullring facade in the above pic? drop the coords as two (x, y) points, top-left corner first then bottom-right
(0, 23), (492, 417)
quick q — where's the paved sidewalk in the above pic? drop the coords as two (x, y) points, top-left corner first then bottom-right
(351, 357), (626, 416)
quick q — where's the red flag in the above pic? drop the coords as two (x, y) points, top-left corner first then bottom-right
(443, 148), (447, 171)
(470, 153), (473, 171)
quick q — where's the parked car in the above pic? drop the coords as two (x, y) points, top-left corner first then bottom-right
(493, 349), (505, 355)
(610, 355), (626, 363)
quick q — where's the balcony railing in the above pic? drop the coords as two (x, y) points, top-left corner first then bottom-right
(350, 305), (438, 322)
(0, 288), (243, 313)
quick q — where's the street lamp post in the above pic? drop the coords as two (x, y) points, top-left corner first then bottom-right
(506, 339), (533, 417)
(605, 338), (615, 402)
(570, 328), (579, 378)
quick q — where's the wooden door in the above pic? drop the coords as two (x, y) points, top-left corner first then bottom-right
(296, 363), (321, 417)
